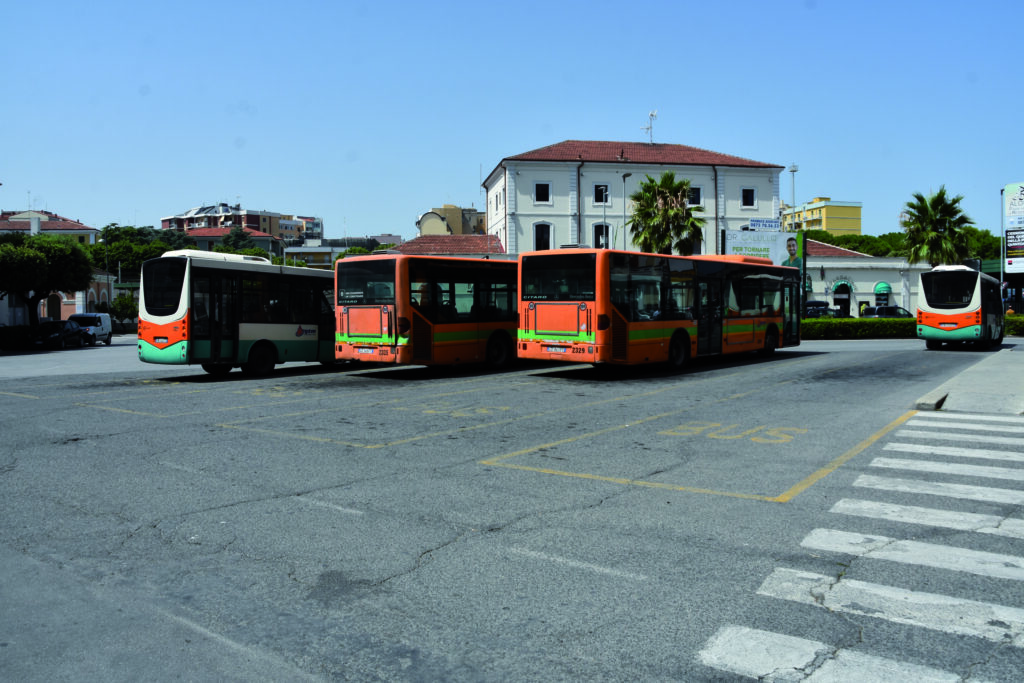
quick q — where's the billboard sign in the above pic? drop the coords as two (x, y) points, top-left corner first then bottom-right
(724, 230), (802, 269)
(1006, 183), (1024, 274)
(748, 218), (782, 231)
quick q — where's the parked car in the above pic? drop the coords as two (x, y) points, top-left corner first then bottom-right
(804, 300), (831, 318)
(68, 313), (113, 345)
(32, 320), (89, 349)
(869, 306), (914, 319)
(860, 306), (876, 317)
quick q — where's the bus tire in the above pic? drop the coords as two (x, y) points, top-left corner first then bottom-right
(925, 339), (942, 350)
(202, 363), (232, 376)
(760, 327), (778, 356)
(667, 331), (689, 372)
(243, 342), (276, 376)
(485, 331), (513, 370)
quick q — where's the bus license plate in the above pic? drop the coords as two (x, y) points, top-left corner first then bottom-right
(357, 347), (375, 354)
(546, 346), (568, 353)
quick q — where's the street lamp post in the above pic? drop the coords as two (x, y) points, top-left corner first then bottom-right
(98, 231), (112, 310)
(621, 172), (632, 249)
(788, 164), (798, 231)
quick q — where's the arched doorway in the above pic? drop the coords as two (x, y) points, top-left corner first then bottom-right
(831, 280), (854, 317)
(45, 293), (62, 321)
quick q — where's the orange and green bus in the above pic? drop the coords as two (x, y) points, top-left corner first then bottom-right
(517, 248), (801, 370)
(335, 254), (518, 368)
(138, 250), (336, 375)
(917, 264), (1004, 350)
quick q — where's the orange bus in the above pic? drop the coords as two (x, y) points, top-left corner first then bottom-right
(517, 248), (801, 369)
(917, 264), (1005, 350)
(335, 254), (518, 367)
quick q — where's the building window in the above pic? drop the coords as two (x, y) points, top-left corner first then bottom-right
(593, 184), (609, 205)
(687, 186), (703, 206)
(535, 183), (551, 204)
(535, 223), (551, 250)
(594, 223), (610, 249)
(741, 188), (757, 208)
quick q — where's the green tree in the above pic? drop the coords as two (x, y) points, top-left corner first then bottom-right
(110, 293), (139, 325)
(0, 235), (94, 326)
(627, 172), (706, 254)
(901, 186), (973, 267)
(962, 226), (1001, 261)
(219, 225), (257, 252)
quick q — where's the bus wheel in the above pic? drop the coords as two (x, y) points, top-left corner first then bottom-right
(760, 328), (778, 356)
(485, 332), (513, 370)
(667, 332), (689, 372)
(202, 363), (232, 376)
(243, 343), (276, 376)
(925, 340), (942, 350)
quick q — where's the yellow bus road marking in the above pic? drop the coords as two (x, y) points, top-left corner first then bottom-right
(76, 403), (169, 417)
(0, 391), (40, 399)
(770, 410), (917, 503)
(481, 388), (905, 503)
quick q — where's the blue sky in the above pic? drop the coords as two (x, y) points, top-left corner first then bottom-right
(3, 1), (1021, 242)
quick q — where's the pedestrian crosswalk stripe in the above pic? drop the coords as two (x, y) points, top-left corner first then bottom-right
(829, 498), (1024, 540)
(870, 457), (1024, 482)
(905, 418), (1024, 434)
(885, 442), (1024, 464)
(757, 567), (1024, 646)
(698, 625), (973, 682)
(854, 474), (1024, 504)
(896, 430), (1024, 447)
(801, 528), (1024, 581)
(911, 412), (1024, 425)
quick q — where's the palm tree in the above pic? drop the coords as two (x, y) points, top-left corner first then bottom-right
(901, 186), (973, 267)
(627, 171), (705, 254)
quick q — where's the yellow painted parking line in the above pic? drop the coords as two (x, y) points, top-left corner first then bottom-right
(0, 391), (40, 399)
(770, 410), (917, 503)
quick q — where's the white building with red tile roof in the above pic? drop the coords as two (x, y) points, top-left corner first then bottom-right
(482, 140), (785, 255)
(805, 239), (929, 316)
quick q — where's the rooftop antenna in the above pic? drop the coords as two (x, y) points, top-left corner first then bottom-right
(642, 110), (657, 144)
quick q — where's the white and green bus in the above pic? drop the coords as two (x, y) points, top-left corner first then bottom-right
(138, 250), (336, 375)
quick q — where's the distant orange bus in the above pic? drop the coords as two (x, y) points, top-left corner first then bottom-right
(335, 254), (518, 367)
(518, 249), (801, 369)
(917, 264), (1004, 350)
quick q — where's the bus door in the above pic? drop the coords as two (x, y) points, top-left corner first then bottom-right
(191, 271), (238, 364)
(782, 280), (800, 346)
(696, 280), (723, 355)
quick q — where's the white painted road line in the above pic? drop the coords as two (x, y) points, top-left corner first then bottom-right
(829, 499), (1024, 540)
(905, 418), (1024, 434)
(870, 457), (1024, 482)
(508, 547), (648, 582)
(853, 474), (1024, 505)
(909, 413), (1024, 425)
(885, 442), (1024, 464)
(801, 528), (1024, 581)
(757, 567), (1024, 646)
(697, 625), (974, 682)
(895, 430), (1024, 447)
(295, 496), (365, 516)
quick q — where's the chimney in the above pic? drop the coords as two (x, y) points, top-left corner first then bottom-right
(30, 217), (41, 235)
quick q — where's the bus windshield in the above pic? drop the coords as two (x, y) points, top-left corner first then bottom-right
(337, 258), (396, 306)
(921, 270), (978, 309)
(141, 257), (186, 317)
(521, 253), (596, 301)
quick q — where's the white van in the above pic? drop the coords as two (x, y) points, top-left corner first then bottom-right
(68, 313), (113, 345)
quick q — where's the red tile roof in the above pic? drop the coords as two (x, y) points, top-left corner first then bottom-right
(0, 220), (96, 232)
(805, 239), (871, 258)
(505, 140), (781, 169)
(397, 234), (504, 255)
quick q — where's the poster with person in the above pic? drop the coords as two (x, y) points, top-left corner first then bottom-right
(724, 231), (803, 271)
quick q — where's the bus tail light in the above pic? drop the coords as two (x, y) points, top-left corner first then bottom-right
(397, 317), (410, 336)
(597, 314), (610, 331)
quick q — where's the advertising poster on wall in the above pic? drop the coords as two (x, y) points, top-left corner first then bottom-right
(724, 230), (803, 271)
(1006, 182), (1024, 274)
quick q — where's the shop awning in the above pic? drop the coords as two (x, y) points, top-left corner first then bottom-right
(874, 282), (892, 294)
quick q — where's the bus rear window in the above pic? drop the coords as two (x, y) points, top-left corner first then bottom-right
(337, 258), (396, 305)
(141, 258), (186, 317)
(521, 253), (596, 301)
(921, 271), (978, 309)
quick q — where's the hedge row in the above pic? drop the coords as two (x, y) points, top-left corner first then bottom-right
(801, 314), (1024, 340)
